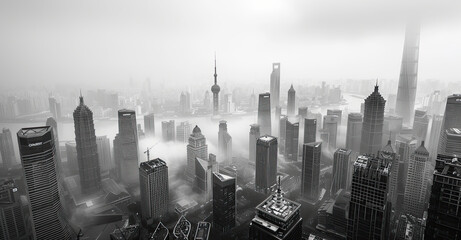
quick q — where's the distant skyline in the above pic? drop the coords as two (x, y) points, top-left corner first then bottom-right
(1, 0), (461, 90)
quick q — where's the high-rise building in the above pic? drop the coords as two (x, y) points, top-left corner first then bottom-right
(139, 158), (168, 222)
(347, 155), (391, 240)
(213, 173), (236, 234)
(279, 115), (287, 154)
(48, 95), (61, 120)
(323, 115), (338, 149)
(287, 84), (296, 117)
(301, 142), (321, 203)
(249, 124), (260, 164)
(439, 128), (461, 156)
(330, 148), (352, 196)
(425, 154), (461, 239)
(114, 109), (139, 185)
(413, 110), (429, 143)
(304, 119), (317, 144)
(327, 109), (342, 125)
(403, 142), (429, 218)
(285, 120), (299, 162)
(316, 189), (350, 239)
(346, 113), (362, 153)
(258, 92), (271, 136)
(17, 126), (74, 239)
(378, 140), (399, 209)
(394, 134), (418, 213)
(249, 178), (302, 240)
(218, 121), (232, 163)
(427, 114), (443, 159)
(179, 91), (191, 114)
(270, 63), (280, 109)
(46, 117), (61, 172)
(0, 180), (29, 240)
(176, 121), (191, 143)
(255, 135), (278, 194)
(73, 95), (101, 194)
(298, 107), (308, 119)
(187, 126), (208, 180)
(211, 56), (221, 115)
(96, 136), (112, 179)
(395, 24), (420, 126)
(382, 115), (403, 144)
(195, 154), (218, 202)
(273, 106), (281, 138)
(0, 128), (16, 169)
(161, 120), (175, 142)
(144, 113), (155, 137)
(65, 141), (78, 176)
(360, 84), (386, 155)
(439, 94), (461, 132)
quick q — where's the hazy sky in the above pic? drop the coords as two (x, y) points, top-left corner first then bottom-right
(1, 0), (461, 90)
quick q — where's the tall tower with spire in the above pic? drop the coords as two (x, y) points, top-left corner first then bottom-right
(287, 84), (296, 117)
(73, 94), (101, 194)
(360, 82), (386, 155)
(211, 55), (220, 115)
(395, 23), (420, 126)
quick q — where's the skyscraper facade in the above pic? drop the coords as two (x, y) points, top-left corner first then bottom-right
(139, 158), (168, 222)
(48, 95), (61, 120)
(144, 113), (155, 137)
(394, 135), (417, 213)
(73, 96), (101, 194)
(304, 118), (317, 144)
(258, 92), (271, 136)
(425, 154), (461, 239)
(301, 142), (321, 203)
(195, 155), (218, 202)
(298, 107), (308, 119)
(96, 135), (112, 179)
(403, 142), (429, 218)
(0, 128), (15, 169)
(270, 63), (280, 109)
(0, 180), (29, 240)
(218, 121), (232, 163)
(323, 115), (339, 150)
(213, 173), (236, 234)
(255, 135), (278, 194)
(17, 126), (74, 240)
(249, 178), (302, 240)
(176, 121), (191, 143)
(395, 24), (420, 126)
(46, 117), (61, 171)
(347, 155), (391, 240)
(327, 109), (342, 125)
(346, 113), (362, 153)
(114, 109), (139, 185)
(378, 140), (399, 209)
(330, 148), (352, 196)
(412, 109), (429, 143)
(161, 120), (175, 142)
(186, 125), (208, 180)
(439, 94), (461, 132)
(439, 128), (461, 156)
(279, 115), (287, 154)
(360, 85), (386, 155)
(287, 84), (296, 117)
(211, 57), (220, 115)
(285, 120), (299, 162)
(427, 114), (443, 159)
(249, 124), (260, 164)
(65, 141), (78, 176)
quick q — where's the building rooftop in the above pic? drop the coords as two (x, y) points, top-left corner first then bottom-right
(354, 155), (390, 176)
(435, 154), (461, 179)
(446, 128), (461, 136)
(214, 172), (234, 182)
(305, 142), (322, 148)
(140, 158), (167, 172)
(259, 135), (275, 142)
(17, 126), (50, 138)
(194, 222), (211, 240)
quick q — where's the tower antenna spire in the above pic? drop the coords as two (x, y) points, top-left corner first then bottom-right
(79, 89), (84, 104)
(214, 52), (217, 85)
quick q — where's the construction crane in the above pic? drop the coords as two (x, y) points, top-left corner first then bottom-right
(143, 142), (158, 161)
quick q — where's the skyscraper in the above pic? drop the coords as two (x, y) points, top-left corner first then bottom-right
(17, 126), (74, 239)
(439, 94), (461, 132)
(46, 117), (61, 171)
(0, 128), (15, 169)
(258, 92), (271, 136)
(378, 140), (399, 210)
(65, 141), (78, 176)
(425, 154), (461, 239)
(285, 120), (299, 162)
(394, 134), (417, 213)
(249, 124), (260, 164)
(195, 154), (218, 202)
(427, 114), (443, 158)
(279, 115), (287, 154)
(0, 180), (29, 240)
(395, 24), (420, 126)
(347, 155), (391, 240)
(323, 115), (339, 150)
(287, 84), (296, 117)
(144, 113), (155, 137)
(439, 128), (461, 156)
(114, 109), (139, 185)
(304, 119), (317, 144)
(176, 121), (191, 143)
(186, 125), (208, 180)
(301, 142), (321, 203)
(382, 115), (403, 144)
(161, 120), (175, 142)
(412, 110), (429, 143)
(403, 141), (429, 218)
(211, 56), (220, 115)
(273, 106), (281, 138)
(346, 113), (362, 153)
(298, 107), (308, 119)
(218, 120), (232, 163)
(270, 63), (280, 109)
(179, 91), (191, 114)
(139, 158), (168, 222)
(249, 178), (303, 240)
(96, 135), (112, 179)
(327, 109), (342, 125)
(255, 135), (278, 194)
(330, 148), (352, 196)
(48, 95), (61, 120)
(213, 173), (236, 234)
(73, 95), (101, 194)
(360, 84), (386, 155)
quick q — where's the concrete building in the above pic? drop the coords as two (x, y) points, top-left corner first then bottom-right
(413, 110), (429, 143)
(346, 113), (363, 153)
(255, 135), (278, 194)
(323, 115), (339, 150)
(114, 109), (139, 185)
(144, 113), (155, 137)
(195, 154), (218, 202)
(0, 180), (30, 240)
(285, 120), (299, 162)
(439, 128), (461, 156)
(176, 121), (191, 143)
(360, 84), (386, 155)
(330, 148), (352, 197)
(213, 173), (236, 234)
(258, 92), (272, 136)
(218, 121), (232, 163)
(161, 120), (175, 142)
(249, 124), (260, 164)
(0, 128), (16, 169)
(327, 109), (342, 125)
(96, 136), (112, 179)
(139, 158), (169, 222)
(301, 142), (321, 203)
(186, 126), (208, 181)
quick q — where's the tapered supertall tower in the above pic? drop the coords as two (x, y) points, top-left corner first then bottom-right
(360, 83), (386, 155)
(395, 23), (420, 126)
(211, 55), (220, 115)
(270, 63), (280, 109)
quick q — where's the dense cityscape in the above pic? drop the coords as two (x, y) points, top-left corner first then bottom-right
(2, 1), (461, 240)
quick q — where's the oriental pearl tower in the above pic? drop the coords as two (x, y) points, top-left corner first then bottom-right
(211, 55), (220, 115)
